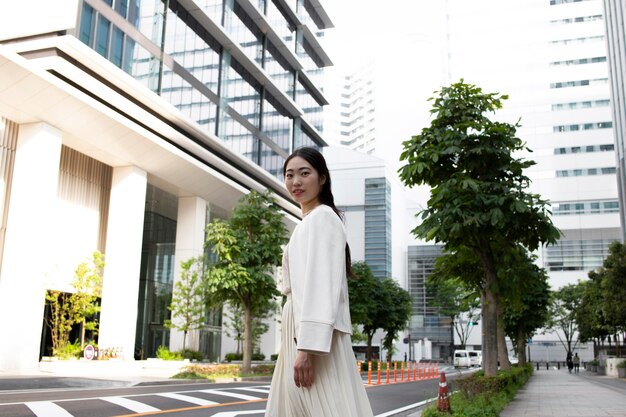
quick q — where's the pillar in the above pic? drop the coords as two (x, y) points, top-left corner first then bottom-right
(169, 197), (207, 352)
(98, 166), (147, 359)
(0, 123), (62, 371)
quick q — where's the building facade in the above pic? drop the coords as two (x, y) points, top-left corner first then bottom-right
(603, 0), (626, 238)
(447, 0), (621, 290)
(0, 0), (332, 372)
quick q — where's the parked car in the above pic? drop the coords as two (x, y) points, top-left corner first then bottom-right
(469, 350), (482, 367)
(453, 350), (471, 368)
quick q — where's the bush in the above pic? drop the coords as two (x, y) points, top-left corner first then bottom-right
(271, 353), (279, 361)
(156, 346), (183, 360)
(422, 364), (533, 417)
(56, 340), (82, 360)
(617, 360), (626, 369)
(173, 363), (275, 379)
(224, 352), (266, 362)
(587, 359), (599, 366)
(182, 349), (204, 361)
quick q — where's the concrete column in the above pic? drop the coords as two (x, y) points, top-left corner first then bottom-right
(0, 123), (62, 372)
(169, 197), (207, 352)
(98, 166), (147, 360)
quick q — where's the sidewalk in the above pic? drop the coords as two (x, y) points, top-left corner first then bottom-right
(500, 368), (626, 417)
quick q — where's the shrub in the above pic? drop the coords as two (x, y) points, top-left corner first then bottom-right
(617, 360), (626, 369)
(224, 352), (266, 362)
(422, 364), (533, 417)
(173, 363), (275, 379)
(57, 340), (82, 360)
(270, 353), (279, 361)
(156, 346), (183, 360)
(182, 349), (204, 361)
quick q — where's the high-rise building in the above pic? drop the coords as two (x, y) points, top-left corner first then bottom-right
(0, 0), (332, 371)
(447, 0), (620, 291)
(603, 0), (626, 237)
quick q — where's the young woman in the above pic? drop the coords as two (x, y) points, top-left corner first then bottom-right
(265, 147), (374, 417)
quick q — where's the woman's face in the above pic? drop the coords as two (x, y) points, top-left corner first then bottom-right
(284, 156), (326, 211)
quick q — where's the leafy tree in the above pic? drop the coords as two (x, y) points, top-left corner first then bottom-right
(348, 261), (382, 360)
(545, 282), (585, 356)
(46, 251), (105, 356)
(398, 80), (559, 375)
(380, 278), (412, 363)
(223, 300), (277, 355)
(204, 190), (288, 373)
(428, 250), (482, 350)
(500, 250), (551, 365)
(165, 257), (207, 353)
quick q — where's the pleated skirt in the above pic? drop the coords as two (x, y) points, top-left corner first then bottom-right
(265, 299), (374, 417)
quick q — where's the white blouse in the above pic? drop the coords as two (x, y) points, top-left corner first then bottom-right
(282, 204), (352, 355)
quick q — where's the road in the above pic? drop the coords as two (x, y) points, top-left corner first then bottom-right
(0, 366), (470, 417)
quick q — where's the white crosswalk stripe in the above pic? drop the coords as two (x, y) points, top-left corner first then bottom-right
(211, 411), (265, 417)
(25, 402), (74, 417)
(156, 392), (218, 406)
(199, 389), (261, 401)
(101, 396), (161, 413)
(233, 386), (271, 394)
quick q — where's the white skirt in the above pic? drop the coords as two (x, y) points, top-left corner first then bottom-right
(265, 299), (374, 417)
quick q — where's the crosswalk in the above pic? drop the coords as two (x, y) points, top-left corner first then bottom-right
(2, 385), (272, 417)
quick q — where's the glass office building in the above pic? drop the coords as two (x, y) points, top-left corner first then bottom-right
(0, 0), (332, 371)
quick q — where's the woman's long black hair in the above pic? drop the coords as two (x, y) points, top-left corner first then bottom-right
(283, 147), (355, 278)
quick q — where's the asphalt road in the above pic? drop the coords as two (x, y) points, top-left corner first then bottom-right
(0, 367), (469, 417)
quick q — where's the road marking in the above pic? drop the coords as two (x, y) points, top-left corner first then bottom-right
(374, 396), (437, 417)
(155, 392), (218, 406)
(102, 396), (160, 413)
(25, 402), (74, 417)
(232, 387), (271, 394)
(199, 389), (260, 401)
(211, 411), (265, 417)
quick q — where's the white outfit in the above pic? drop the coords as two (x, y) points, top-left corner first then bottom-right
(265, 205), (374, 417)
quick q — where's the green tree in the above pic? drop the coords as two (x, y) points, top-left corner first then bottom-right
(348, 261), (381, 360)
(46, 251), (105, 356)
(545, 282), (585, 356)
(500, 250), (551, 365)
(380, 278), (412, 363)
(223, 300), (277, 355)
(398, 80), (560, 375)
(204, 190), (288, 373)
(165, 257), (207, 353)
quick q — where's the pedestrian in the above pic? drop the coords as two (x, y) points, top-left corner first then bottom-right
(566, 351), (573, 373)
(573, 353), (580, 373)
(265, 147), (374, 417)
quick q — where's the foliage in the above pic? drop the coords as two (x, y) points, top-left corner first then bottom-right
(204, 190), (289, 374)
(616, 360), (626, 369)
(156, 345), (183, 360)
(165, 257), (208, 352)
(173, 363), (275, 380)
(422, 364), (533, 417)
(428, 252), (481, 348)
(46, 251), (105, 357)
(398, 80), (559, 375)
(223, 300), (277, 356)
(380, 278), (412, 362)
(348, 262), (385, 359)
(545, 282), (585, 355)
(224, 352), (266, 361)
(56, 339), (82, 360)
(500, 247), (551, 364)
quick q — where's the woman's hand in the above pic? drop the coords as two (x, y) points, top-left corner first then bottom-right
(294, 351), (315, 388)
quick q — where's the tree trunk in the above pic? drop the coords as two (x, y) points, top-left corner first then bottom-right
(366, 333), (373, 361)
(497, 304), (510, 370)
(516, 330), (527, 366)
(183, 330), (187, 353)
(479, 249), (499, 376)
(242, 303), (253, 374)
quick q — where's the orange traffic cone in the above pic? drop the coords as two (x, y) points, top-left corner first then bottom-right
(436, 371), (451, 413)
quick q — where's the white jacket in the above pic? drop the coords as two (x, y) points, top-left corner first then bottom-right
(282, 204), (352, 355)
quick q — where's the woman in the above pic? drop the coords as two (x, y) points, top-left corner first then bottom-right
(265, 147), (374, 417)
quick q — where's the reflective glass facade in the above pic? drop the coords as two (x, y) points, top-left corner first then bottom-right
(407, 245), (452, 359)
(78, 0), (329, 181)
(364, 178), (391, 279)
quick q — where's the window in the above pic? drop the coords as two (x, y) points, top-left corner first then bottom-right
(552, 200), (619, 215)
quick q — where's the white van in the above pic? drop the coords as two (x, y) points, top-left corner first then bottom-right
(468, 350), (482, 367)
(453, 350), (471, 368)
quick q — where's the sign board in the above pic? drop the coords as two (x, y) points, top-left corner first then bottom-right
(84, 344), (95, 360)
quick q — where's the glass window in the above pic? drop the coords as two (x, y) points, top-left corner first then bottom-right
(79, 3), (95, 46)
(111, 27), (125, 68)
(96, 15), (111, 58)
(114, 0), (128, 18)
